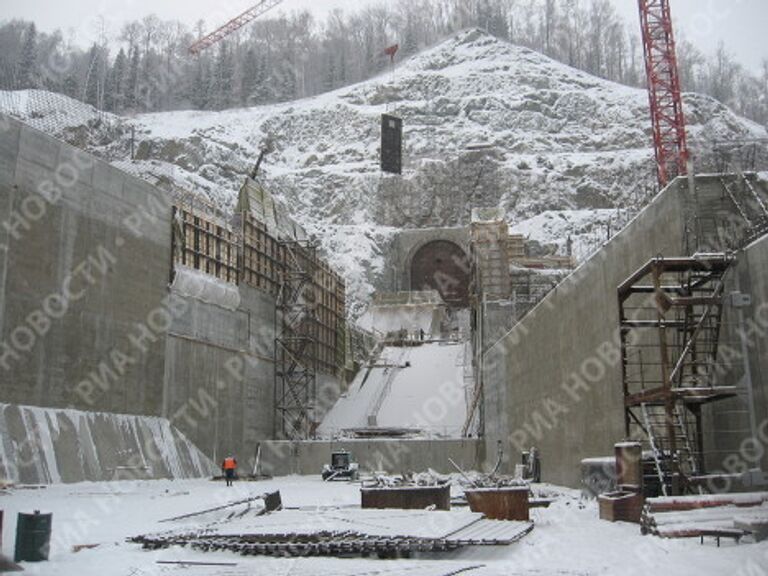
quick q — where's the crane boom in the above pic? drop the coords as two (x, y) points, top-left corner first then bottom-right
(189, 0), (284, 55)
(638, 0), (690, 188)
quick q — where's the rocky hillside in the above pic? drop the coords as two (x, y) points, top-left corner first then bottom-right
(1, 29), (766, 312)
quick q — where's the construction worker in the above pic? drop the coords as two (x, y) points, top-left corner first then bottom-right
(222, 456), (237, 486)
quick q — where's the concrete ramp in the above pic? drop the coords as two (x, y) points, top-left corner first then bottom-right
(0, 403), (216, 484)
(318, 342), (471, 438)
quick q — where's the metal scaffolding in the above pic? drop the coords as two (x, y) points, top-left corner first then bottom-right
(618, 254), (738, 496)
(274, 240), (320, 440)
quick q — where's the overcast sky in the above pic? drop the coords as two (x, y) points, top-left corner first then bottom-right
(4, 0), (767, 73)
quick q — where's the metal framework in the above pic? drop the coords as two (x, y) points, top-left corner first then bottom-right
(619, 255), (737, 496)
(189, 0), (284, 55)
(274, 240), (320, 440)
(638, 0), (689, 188)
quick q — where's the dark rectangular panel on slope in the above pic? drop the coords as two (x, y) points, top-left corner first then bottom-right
(381, 114), (402, 175)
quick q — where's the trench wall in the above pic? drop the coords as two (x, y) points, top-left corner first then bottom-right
(0, 115), (283, 479)
(482, 181), (688, 487)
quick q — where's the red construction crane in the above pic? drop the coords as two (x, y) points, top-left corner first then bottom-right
(189, 0), (285, 55)
(638, 0), (690, 188)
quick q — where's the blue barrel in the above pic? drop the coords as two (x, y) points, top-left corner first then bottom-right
(14, 511), (52, 562)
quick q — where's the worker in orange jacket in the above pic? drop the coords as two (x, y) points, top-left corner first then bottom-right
(222, 456), (237, 486)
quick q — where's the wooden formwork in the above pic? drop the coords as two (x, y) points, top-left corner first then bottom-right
(171, 208), (347, 378)
(241, 215), (283, 296)
(173, 206), (239, 284)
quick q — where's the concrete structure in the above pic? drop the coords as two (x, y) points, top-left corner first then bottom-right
(260, 438), (483, 477)
(482, 175), (768, 487)
(384, 227), (470, 296)
(705, 232), (768, 474)
(0, 115), (288, 479)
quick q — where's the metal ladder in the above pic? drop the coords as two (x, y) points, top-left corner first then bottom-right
(642, 403), (668, 497)
(366, 348), (407, 426)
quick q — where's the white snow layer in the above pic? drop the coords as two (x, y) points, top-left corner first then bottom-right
(1, 477), (766, 575)
(0, 403), (216, 484)
(319, 342), (470, 437)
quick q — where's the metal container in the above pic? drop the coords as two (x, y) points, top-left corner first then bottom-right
(465, 487), (529, 521)
(598, 491), (644, 523)
(14, 511), (52, 562)
(361, 484), (451, 511)
(615, 442), (643, 490)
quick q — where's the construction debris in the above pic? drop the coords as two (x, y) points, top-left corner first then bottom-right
(598, 442), (645, 523)
(131, 519), (533, 558)
(158, 491), (281, 523)
(640, 492), (768, 542)
(599, 491), (645, 524)
(361, 484), (451, 511)
(132, 503), (534, 560)
(156, 560), (238, 566)
(465, 487), (530, 521)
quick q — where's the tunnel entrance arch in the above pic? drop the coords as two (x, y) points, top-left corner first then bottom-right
(410, 240), (470, 308)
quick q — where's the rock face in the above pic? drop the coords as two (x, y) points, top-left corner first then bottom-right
(1, 29), (766, 312)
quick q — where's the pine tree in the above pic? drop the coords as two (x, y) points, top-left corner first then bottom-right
(213, 42), (235, 110)
(126, 47), (140, 111)
(17, 23), (38, 89)
(191, 57), (209, 109)
(62, 74), (79, 98)
(106, 48), (127, 111)
(84, 44), (101, 107)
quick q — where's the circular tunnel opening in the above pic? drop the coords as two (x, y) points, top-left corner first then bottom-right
(410, 240), (470, 308)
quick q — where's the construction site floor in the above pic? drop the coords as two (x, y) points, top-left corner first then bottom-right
(1, 476), (765, 575)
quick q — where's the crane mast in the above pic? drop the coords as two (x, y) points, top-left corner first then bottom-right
(638, 0), (690, 188)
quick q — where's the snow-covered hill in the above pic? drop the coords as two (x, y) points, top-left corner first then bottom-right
(2, 29), (766, 313)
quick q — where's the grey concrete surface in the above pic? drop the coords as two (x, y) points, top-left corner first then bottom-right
(383, 227), (470, 293)
(481, 174), (768, 487)
(703, 232), (768, 476)
(481, 181), (688, 487)
(0, 115), (299, 480)
(260, 438), (484, 477)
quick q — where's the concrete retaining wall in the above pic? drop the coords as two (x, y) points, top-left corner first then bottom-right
(704, 233), (768, 475)
(260, 439), (484, 477)
(0, 115), (286, 479)
(482, 175), (768, 487)
(482, 181), (688, 487)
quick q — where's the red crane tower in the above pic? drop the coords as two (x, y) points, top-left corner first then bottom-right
(189, 0), (285, 55)
(638, 0), (690, 188)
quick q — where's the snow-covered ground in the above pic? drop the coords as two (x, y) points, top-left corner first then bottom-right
(1, 477), (766, 575)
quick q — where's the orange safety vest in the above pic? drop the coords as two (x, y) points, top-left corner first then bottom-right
(223, 457), (237, 470)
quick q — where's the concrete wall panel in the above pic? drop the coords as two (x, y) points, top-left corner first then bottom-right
(261, 438), (483, 477)
(482, 182), (688, 487)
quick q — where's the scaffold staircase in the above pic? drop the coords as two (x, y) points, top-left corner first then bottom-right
(641, 403), (701, 496)
(619, 254), (738, 496)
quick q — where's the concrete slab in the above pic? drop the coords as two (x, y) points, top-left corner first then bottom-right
(18, 124), (61, 170)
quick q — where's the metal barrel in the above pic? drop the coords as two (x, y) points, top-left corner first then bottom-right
(14, 511), (52, 563)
